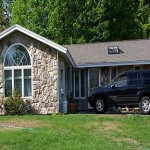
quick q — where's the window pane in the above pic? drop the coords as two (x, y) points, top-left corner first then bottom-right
(5, 44), (31, 66)
(75, 70), (79, 97)
(5, 70), (12, 96)
(90, 69), (99, 88)
(128, 73), (138, 86)
(24, 69), (31, 97)
(134, 66), (141, 70)
(143, 72), (150, 78)
(129, 73), (137, 79)
(14, 70), (22, 96)
(81, 70), (85, 97)
(117, 75), (127, 87)
(111, 68), (117, 80)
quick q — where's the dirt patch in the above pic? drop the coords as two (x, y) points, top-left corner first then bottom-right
(83, 122), (103, 130)
(103, 121), (143, 149)
(103, 121), (122, 131)
(113, 137), (144, 150)
(114, 137), (138, 144)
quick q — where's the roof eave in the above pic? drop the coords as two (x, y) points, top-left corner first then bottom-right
(75, 61), (150, 68)
(66, 50), (76, 67)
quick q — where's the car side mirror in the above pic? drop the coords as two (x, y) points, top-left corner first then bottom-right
(111, 82), (117, 89)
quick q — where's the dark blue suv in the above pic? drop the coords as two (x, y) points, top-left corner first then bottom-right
(88, 70), (150, 114)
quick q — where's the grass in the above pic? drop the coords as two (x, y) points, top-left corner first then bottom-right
(0, 114), (149, 150)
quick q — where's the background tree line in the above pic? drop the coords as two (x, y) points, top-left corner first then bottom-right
(0, 0), (150, 44)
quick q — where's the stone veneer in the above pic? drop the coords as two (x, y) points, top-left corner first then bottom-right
(0, 31), (59, 115)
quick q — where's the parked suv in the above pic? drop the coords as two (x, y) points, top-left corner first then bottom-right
(88, 70), (150, 114)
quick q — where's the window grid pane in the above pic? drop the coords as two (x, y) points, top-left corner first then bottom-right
(24, 69), (32, 97)
(5, 70), (12, 97)
(75, 70), (79, 97)
(81, 70), (85, 97)
(74, 70), (85, 98)
(14, 70), (22, 96)
(90, 69), (99, 88)
(5, 45), (31, 66)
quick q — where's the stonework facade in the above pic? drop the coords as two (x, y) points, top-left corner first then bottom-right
(0, 31), (59, 115)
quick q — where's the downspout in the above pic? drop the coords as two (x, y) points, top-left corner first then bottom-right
(56, 50), (59, 112)
(70, 65), (72, 97)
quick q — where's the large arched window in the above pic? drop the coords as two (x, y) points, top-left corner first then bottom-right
(4, 44), (32, 97)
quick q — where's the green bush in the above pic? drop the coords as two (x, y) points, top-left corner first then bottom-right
(4, 90), (25, 115)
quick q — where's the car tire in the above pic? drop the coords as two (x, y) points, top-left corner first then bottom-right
(140, 96), (150, 115)
(94, 97), (106, 114)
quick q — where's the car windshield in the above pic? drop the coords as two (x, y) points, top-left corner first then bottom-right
(109, 76), (119, 86)
(109, 73), (126, 86)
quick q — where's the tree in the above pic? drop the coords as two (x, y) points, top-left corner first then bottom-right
(11, 0), (150, 44)
(73, 0), (109, 43)
(0, 0), (8, 32)
(105, 0), (143, 41)
(136, 0), (150, 38)
(11, 0), (109, 44)
(11, 0), (49, 37)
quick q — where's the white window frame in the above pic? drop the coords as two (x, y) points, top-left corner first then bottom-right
(74, 69), (86, 99)
(4, 43), (32, 98)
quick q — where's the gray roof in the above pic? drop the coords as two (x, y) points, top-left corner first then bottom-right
(65, 39), (150, 68)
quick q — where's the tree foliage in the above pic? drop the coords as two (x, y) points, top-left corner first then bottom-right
(11, 0), (150, 44)
(11, 0), (49, 36)
(105, 0), (143, 40)
(136, 0), (150, 38)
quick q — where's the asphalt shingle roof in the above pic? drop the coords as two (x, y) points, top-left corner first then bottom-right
(65, 39), (150, 67)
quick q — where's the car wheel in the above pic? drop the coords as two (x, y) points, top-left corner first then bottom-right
(140, 96), (150, 115)
(94, 97), (106, 114)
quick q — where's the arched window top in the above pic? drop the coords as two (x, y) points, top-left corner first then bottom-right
(4, 44), (31, 66)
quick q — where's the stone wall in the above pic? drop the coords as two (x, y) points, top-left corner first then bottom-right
(0, 31), (59, 115)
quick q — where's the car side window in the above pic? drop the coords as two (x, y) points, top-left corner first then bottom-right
(128, 73), (138, 86)
(116, 75), (127, 87)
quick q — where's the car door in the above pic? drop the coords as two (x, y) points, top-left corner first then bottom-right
(107, 73), (128, 105)
(125, 72), (141, 104)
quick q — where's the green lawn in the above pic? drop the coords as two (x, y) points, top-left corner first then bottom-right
(0, 114), (149, 150)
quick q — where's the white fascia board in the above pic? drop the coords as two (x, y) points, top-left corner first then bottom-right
(66, 50), (76, 67)
(75, 61), (150, 68)
(0, 25), (16, 39)
(0, 24), (67, 54)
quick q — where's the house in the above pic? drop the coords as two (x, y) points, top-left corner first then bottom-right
(0, 25), (150, 114)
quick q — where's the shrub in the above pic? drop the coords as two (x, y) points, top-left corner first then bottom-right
(4, 90), (25, 115)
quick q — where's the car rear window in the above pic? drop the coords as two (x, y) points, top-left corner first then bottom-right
(142, 72), (150, 86)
